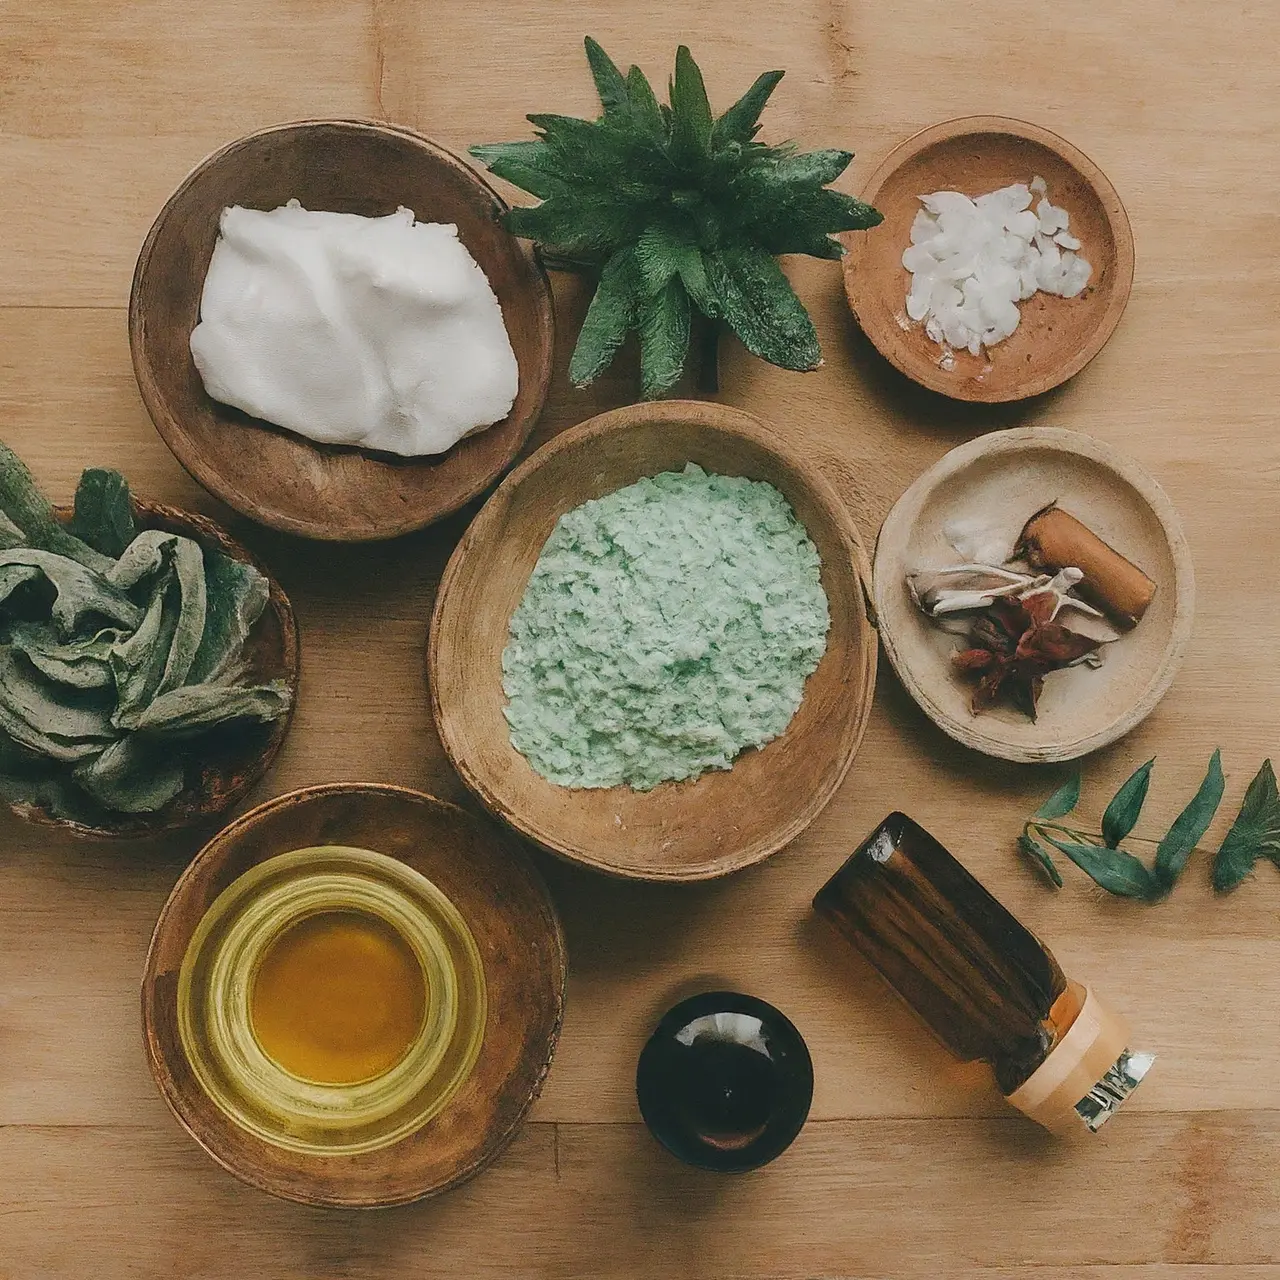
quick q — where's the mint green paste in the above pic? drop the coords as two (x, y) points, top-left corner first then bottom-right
(501, 463), (830, 790)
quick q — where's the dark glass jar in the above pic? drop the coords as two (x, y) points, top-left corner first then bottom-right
(814, 813), (1153, 1133)
(635, 991), (813, 1171)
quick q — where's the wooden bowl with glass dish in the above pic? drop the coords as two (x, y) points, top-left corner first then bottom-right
(129, 119), (554, 541)
(429, 400), (878, 882)
(141, 783), (566, 1207)
(0, 454), (298, 839)
(842, 116), (1134, 402)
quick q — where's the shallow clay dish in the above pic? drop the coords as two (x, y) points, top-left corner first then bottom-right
(130, 119), (554, 541)
(141, 784), (566, 1207)
(843, 116), (1134, 402)
(874, 427), (1193, 764)
(429, 401), (878, 882)
(8, 500), (298, 840)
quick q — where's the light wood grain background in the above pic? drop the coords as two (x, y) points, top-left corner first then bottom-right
(2, 2), (1278, 1277)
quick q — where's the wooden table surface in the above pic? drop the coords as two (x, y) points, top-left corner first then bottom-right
(3, 2), (1278, 1277)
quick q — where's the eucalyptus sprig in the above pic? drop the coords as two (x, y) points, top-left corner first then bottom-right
(470, 37), (883, 398)
(1019, 751), (1280, 899)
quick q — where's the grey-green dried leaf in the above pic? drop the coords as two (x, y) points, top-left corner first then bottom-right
(0, 650), (117, 762)
(1213, 759), (1280, 892)
(0, 549), (142, 637)
(133, 679), (292, 737)
(1040, 831), (1158, 899)
(1102, 757), (1154, 848)
(73, 735), (186, 813)
(157, 536), (207, 695)
(187, 550), (270, 685)
(68, 469), (136, 559)
(1153, 748), (1225, 894)
(0, 443), (113, 574)
(109, 560), (180, 728)
(1034, 774), (1080, 820)
(7, 621), (119, 690)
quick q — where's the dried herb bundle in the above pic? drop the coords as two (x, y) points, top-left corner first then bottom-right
(1019, 752), (1280, 899)
(0, 445), (291, 818)
(471, 37), (882, 398)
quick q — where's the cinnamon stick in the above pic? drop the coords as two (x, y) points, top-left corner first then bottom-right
(1016, 503), (1156, 629)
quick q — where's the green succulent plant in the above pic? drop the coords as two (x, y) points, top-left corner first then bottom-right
(471, 38), (882, 398)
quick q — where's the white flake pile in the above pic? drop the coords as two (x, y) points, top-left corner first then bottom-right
(190, 202), (519, 457)
(902, 177), (1092, 359)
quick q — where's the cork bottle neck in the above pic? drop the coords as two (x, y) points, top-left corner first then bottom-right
(1004, 986), (1153, 1134)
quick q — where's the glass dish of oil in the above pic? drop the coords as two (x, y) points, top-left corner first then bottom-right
(177, 845), (487, 1157)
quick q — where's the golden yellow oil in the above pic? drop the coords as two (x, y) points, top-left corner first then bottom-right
(250, 909), (427, 1086)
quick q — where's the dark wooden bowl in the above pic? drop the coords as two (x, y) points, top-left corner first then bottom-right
(842, 116), (1134, 403)
(129, 119), (555, 542)
(7, 500), (299, 840)
(429, 401), (878, 882)
(141, 784), (567, 1208)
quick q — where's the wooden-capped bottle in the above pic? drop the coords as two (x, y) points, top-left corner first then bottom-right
(814, 813), (1153, 1133)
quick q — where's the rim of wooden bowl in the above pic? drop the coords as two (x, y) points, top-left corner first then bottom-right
(873, 426), (1194, 764)
(842, 115), (1135, 403)
(140, 783), (567, 1208)
(128, 118), (555, 542)
(428, 400), (878, 882)
(7, 499), (299, 839)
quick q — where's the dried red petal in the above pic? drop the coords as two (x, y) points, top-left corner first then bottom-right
(971, 664), (1010, 712)
(1021, 590), (1058, 628)
(1016, 622), (1100, 666)
(971, 615), (1016, 654)
(952, 648), (996, 672)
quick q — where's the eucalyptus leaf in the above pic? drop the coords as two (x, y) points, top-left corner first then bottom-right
(1034, 774), (1080, 820)
(1213, 759), (1280, 892)
(1040, 831), (1158, 899)
(1152, 749), (1225, 893)
(1101, 758), (1154, 848)
(1018, 832), (1063, 887)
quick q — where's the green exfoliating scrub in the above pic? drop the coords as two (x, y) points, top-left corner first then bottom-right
(502, 463), (830, 790)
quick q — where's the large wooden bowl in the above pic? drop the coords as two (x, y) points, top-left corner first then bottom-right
(843, 116), (1134, 403)
(8, 500), (299, 840)
(141, 784), (566, 1207)
(129, 119), (554, 541)
(429, 401), (878, 881)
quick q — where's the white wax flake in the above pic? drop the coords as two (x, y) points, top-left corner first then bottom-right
(901, 176), (1093, 359)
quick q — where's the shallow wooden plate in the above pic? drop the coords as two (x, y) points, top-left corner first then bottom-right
(874, 427), (1194, 764)
(9, 500), (298, 839)
(429, 401), (878, 882)
(130, 119), (554, 541)
(843, 116), (1134, 402)
(141, 784), (566, 1207)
